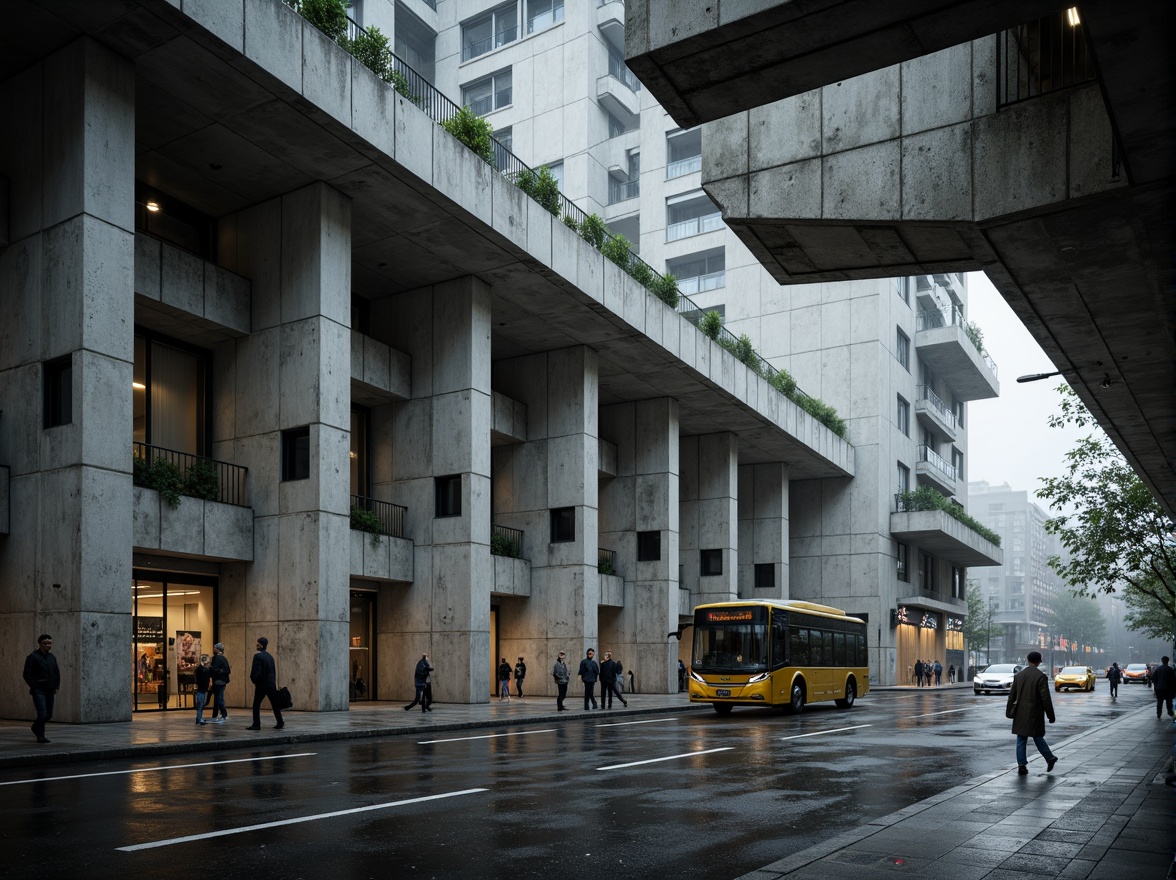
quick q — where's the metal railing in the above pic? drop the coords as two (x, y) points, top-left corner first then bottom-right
(666, 213), (723, 242)
(350, 495), (406, 538)
(666, 155), (702, 179)
(607, 46), (641, 92)
(997, 9), (1096, 107)
(916, 305), (998, 376)
(607, 177), (639, 205)
(491, 524), (524, 557)
(133, 441), (248, 507)
(916, 445), (957, 483)
(916, 385), (956, 431)
(676, 271), (725, 295)
(598, 547), (617, 574)
(462, 25), (518, 62)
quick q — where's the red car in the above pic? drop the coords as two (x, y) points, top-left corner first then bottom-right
(1122, 663), (1150, 684)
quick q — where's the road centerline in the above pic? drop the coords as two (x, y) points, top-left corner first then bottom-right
(910, 707), (977, 719)
(418, 729), (556, 745)
(116, 788), (489, 852)
(595, 718), (679, 728)
(597, 746), (733, 771)
(780, 724), (871, 741)
(0, 752), (316, 787)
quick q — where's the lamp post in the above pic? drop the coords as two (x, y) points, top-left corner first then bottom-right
(987, 597), (996, 665)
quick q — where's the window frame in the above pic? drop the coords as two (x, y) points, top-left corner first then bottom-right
(636, 530), (661, 562)
(699, 548), (723, 577)
(43, 355), (73, 429)
(896, 328), (910, 371)
(461, 2), (518, 62)
(434, 474), (462, 518)
(281, 426), (311, 482)
(549, 506), (575, 543)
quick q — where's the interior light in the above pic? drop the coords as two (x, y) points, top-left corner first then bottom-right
(349, 451), (358, 459)
(145, 200), (161, 212)
(132, 381), (146, 390)
(1066, 7), (1080, 27)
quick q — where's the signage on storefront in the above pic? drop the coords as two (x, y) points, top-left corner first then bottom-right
(920, 612), (939, 629)
(135, 616), (163, 641)
(946, 616), (963, 632)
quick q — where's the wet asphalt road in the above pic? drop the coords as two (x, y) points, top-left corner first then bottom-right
(2, 684), (1154, 880)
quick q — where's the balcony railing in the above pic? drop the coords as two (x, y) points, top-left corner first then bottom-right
(997, 9), (1096, 107)
(676, 271), (725, 295)
(607, 177), (639, 205)
(491, 524), (524, 558)
(350, 495), (406, 538)
(607, 46), (641, 92)
(916, 445), (957, 483)
(598, 547), (617, 575)
(462, 26), (518, 62)
(666, 155), (702, 179)
(133, 442), (248, 507)
(916, 305), (998, 377)
(916, 385), (957, 431)
(666, 213), (723, 242)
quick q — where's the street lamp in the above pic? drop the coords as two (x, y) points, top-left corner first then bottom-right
(987, 597), (996, 665)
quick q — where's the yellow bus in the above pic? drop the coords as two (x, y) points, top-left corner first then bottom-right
(686, 600), (869, 715)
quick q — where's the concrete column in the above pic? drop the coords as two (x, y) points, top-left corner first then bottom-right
(738, 463), (790, 599)
(680, 433), (739, 605)
(215, 182), (352, 712)
(0, 38), (135, 722)
(378, 277), (492, 703)
(492, 347), (600, 697)
(599, 398), (680, 695)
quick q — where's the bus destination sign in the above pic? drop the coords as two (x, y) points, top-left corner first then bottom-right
(703, 609), (754, 623)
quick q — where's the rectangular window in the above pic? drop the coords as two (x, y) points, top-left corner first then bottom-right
(896, 328), (910, 371)
(952, 395), (964, 428)
(43, 356), (73, 428)
(896, 542), (909, 582)
(896, 277), (910, 304)
(789, 627), (810, 666)
(896, 395), (910, 437)
(550, 507), (575, 543)
(952, 566), (963, 599)
(897, 462), (910, 495)
(462, 69), (512, 115)
(666, 248), (725, 295)
(395, 1), (437, 82)
(133, 333), (209, 455)
(350, 408), (368, 498)
(666, 192), (722, 242)
(526, 0), (563, 34)
(833, 632), (847, 666)
(435, 474), (462, 517)
(952, 448), (964, 481)
(666, 128), (702, 178)
(700, 548), (723, 577)
(461, 3), (517, 61)
(754, 563), (774, 589)
(637, 530), (660, 561)
(281, 426), (311, 482)
(919, 550), (934, 591)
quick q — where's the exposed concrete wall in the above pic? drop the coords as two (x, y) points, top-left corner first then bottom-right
(0, 38), (135, 723)
(737, 462), (789, 599)
(680, 433), (739, 606)
(213, 182), (353, 713)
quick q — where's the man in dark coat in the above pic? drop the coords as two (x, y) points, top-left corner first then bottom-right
(579, 648), (600, 710)
(405, 653), (433, 712)
(1106, 662), (1122, 699)
(1006, 651), (1057, 775)
(552, 651), (569, 710)
(914, 659), (924, 686)
(23, 634), (60, 744)
(1150, 656), (1176, 719)
(246, 637), (284, 730)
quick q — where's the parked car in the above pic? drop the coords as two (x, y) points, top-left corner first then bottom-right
(1123, 663), (1151, 684)
(1054, 665), (1097, 692)
(974, 663), (1022, 695)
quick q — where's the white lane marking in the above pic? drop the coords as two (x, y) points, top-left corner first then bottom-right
(595, 718), (679, 728)
(780, 724), (871, 741)
(597, 746), (733, 771)
(418, 728), (556, 745)
(117, 788), (488, 852)
(910, 707), (976, 719)
(0, 753), (316, 788)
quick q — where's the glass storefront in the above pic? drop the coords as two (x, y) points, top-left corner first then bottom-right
(132, 571), (217, 711)
(349, 590), (375, 702)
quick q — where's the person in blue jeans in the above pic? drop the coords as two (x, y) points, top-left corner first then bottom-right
(1006, 651), (1058, 775)
(194, 654), (212, 725)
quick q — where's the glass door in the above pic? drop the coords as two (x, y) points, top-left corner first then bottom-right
(349, 590), (375, 702)
(132, 571), (217, 711)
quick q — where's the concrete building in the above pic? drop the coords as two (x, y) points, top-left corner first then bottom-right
(0, 0), (862, 724)
(625, 1), (1176, 523)
(967, 481), (1064, 666)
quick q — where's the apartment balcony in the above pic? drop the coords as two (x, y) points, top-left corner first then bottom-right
(666, 212), (723, 243)
(597, 0), (624, 49)
(890, 503), (1003, 568)
(349, 497), (413, 583)
(915, 445), (956, 496)
(676, 270), (725, 295)
(914, 385), (957, 441)
(666, 155), (701, 180)
(607, 177), (639, 206)
(597, 73), (640, 121)
(914, 306), (999, 401)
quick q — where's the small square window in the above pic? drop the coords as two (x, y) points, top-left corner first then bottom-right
(281, 427), (310, 481)
(754, 563), (775, 589)
(43, 356), (73, 428)
(700, 549), (723, 577)
(636, 531), (660, 562)
(435, 474), (462, 518)
(550, 507), (575, 543)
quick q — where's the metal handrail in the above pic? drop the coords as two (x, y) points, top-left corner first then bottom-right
(916, 385), (957, 430)
(598, 547), (617, 573)
(676, 270), (725, 295)
(491, 524), (524, 557)
(462, 25), (518, 61)
(666, 212), (723, 242)
(997, 9), (1096, 108)
(607, 45), (641, 92)
(916, 445), (957, 482)
(666, 155), (702, 178)
(607, 177), (639, 204)
(132, 441), (248, 507)
(350, 495), (406, 538)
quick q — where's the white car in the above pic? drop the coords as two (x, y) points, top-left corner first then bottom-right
(974, 663), (1023, 695)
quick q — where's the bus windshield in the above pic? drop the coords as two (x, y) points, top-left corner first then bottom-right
(692, 610), (768, 673)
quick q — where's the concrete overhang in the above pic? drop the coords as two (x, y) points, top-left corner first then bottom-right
(0, 0), (854, 480)
(914, 463), (956, 498)
(596, 74), (640, 121)
(596, 0), (625, 51)
(914, 325), (999, 401)
(896, 594), (965, 617)
(890, 509), (1003, 567)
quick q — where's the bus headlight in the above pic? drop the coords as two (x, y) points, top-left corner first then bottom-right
(689, 670), (706, 684)
(747, 672), (769, 684)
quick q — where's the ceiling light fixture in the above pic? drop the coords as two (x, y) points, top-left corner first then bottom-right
(145, 200), (161, 212)
(132, 381), (146, 390)
(1066, 7), (1080, 27)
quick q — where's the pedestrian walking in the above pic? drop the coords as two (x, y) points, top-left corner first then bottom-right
(209, 643), (230, 722)
(498, 658), (512, 702)
(194, 654), (212, 725)
(514, 657), (527, 697)
(610, 653), (629, 707)
(22, 634), (60, 744)
(677, 659), (687, 692)
(552, 651), (569, 711)
(914, 659), (924, 687)
(246, 637), (284, 730)
(579, 648), (600, 710)
(1106, 662), (1122, 700)
(1006, 650), (1058, 775)
(948, 663), (956, 684)
(405, 653), (433, 711)
(1150, 656), (1176, 720)
(600, 651), (627, 708)
(933, 660), (943, 686)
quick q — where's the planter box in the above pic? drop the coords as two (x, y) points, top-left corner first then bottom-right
(133, 486), (253, 561)
(349, 528), (414, 583)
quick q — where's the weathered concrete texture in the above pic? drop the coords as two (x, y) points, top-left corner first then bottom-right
(134, 234), (251, 341)
(349, 528), (414, 584)
(737, 462), (789, 599)
(350, 329), (411, 405)
(680, 432), (739, 605)
(132, 486), (254, 561)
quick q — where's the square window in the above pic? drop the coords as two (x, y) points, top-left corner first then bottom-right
(700, 549), (722, 577)
(281, 427), (310, 481)
(43, 356), (73, 428)
(435, 474), (462, 518)
(636, 530), (660, 561)
(754, 563), (774, 589)
(550, 507), (575, 543)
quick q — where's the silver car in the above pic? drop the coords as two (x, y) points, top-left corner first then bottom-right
(974, 663), (1023, 695)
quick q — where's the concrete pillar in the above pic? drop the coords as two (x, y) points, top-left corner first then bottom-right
(599, 398), (680, 695)
(378, 277), (492, 703)
(492, 346), (600, 696)
(680, 433), (739, 605)
(0, 38), (135, 722)
(738, 463), (790, 599)
(214, 182), (352, 712)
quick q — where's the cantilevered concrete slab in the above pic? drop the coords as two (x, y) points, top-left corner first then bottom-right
(890, 509), (1002, 568)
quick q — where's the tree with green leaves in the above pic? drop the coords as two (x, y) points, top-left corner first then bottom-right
(1049, 591), (1107, 664)
(963, 584), (1002, 665)
(1123, 576), (1176, 646)
(1038, 385), (1176, 655)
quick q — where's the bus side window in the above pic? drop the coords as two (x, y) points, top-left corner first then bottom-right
(790, 627), (809, 665)
(855, 634), (865, 666)
(834, 632), (847, 666)
(772, 621), (786, 667)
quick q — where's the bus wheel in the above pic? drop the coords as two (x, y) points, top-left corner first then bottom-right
(786, 682), (805, 715)
(713, 703), (733, 716)
(835, 678), (856, 709)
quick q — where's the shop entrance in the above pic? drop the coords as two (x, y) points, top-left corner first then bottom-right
(349, 590), (375, 701)
(132, 571), (217, 711)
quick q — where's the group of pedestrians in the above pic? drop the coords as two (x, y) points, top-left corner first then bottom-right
(913, 659), (951, 686)
(496, 657), (528, 701)
(570, 648), (628, 711)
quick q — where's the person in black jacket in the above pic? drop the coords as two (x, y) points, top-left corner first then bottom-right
(579, 648), (600, 710)
(405, 654), (433, 712)
(194, 654), (212, 725)
(246, 637), (283, 730)
(23, 634), (60, 744)
(514, 657), (527, 698)
(209, 643), (231, 722)
(1151, 657), (1176, 719)
(1106, 662), (1122, 700)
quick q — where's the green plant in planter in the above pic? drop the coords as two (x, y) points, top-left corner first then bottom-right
(628, 259), (654, 288)
(350, 506), (384, 544)
(562, 214), (579, 232)
(149, 458), (185, 508)
(601, 234), (632, 270)
(519, 166), (562, 216)
(298, 0), (348, 42)
(699, 310), (723, 340)
(346, 25), (392, 81)
(183, 459), (220, 502)
(579, 213), (607, 249)
(441, 106), (494, 164)
(964, 320), (985, 354)
(132, 453), (151, 488)
(389, 69), (420, 104)
(490, 533), (522, 558)
(649, 273), (680, 308)
(733, 333), (757, 366)
(599, 559), (616, 576)
(769, 368), (797, 396)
